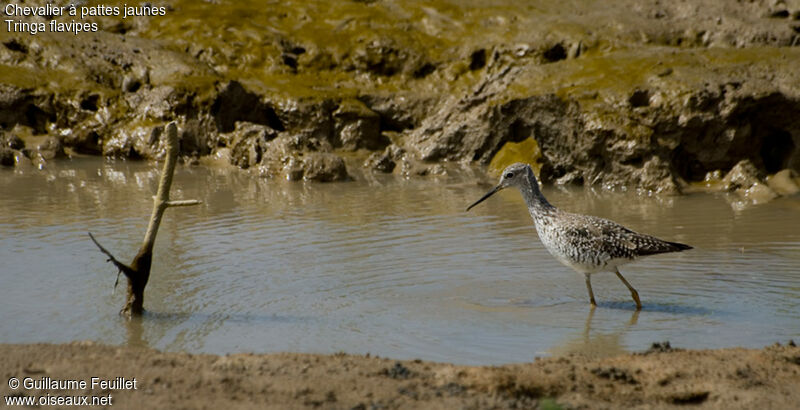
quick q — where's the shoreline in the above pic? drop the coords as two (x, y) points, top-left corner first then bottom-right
(2, 342), (798, 409)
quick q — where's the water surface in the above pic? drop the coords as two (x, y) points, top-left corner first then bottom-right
(1, 159), (798, 365)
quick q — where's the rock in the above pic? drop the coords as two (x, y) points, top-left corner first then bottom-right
(333, 100), (387, 151)
(227, 122), (279, 169)
(128, 86), (180, 121)
(1, 132), (24, 150)
(364, 151), (396, 173)
(104, 124), (164, 159)
(408, 88), (578, 167)
(741, 182), (779, 204)
(256, 132), (350, 182)
(385, 144), (406, 160)
(721, 159), (763, 191)
(277, 99), (336, 146)
(766, 169), (800, 195)
(634, 156), (680, 193)
(426, 164), (447, 176)
(177, 117), (217, 157)
(703, 170), (723, 185)
(36, 136), (66, 160)
(0, 132), (30, 167)
(271, 152), (349, 182)
(719, 160), (781, 204)
(12, 150), (32, 167)
(61, 125), (104, 155)
(300, 153), (349, 182)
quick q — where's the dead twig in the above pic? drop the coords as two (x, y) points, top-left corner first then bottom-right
(89, 122), (201, 317)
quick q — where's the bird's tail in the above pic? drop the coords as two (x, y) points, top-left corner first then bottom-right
(667, 241), (693, 251)
(636, 239), (693, 256)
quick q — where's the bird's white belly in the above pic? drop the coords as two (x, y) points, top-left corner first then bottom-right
(547, 248), (631, 274)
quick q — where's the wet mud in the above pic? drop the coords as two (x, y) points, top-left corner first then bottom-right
(1, 0), (799, 199)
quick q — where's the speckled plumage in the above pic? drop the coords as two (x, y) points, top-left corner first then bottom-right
(467, 163), (692, 309)
(532, 209), (690, 275)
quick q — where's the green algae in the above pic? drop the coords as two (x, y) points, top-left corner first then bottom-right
(0, 63), (85, 92)
(489, 137), (542, 177)
(508, 46), (800, 103)
(76, 0), (607, 99)
(8, 0), (800, 104)
(27, 0), (790, 106)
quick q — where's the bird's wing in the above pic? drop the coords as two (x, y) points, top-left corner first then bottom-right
(561, 214), (639, 259)
(591, 215), (686, 256)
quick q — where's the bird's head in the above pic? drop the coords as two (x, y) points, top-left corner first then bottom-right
(466, 163), (533, 211)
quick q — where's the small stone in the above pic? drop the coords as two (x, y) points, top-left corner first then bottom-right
(301, 152), (349, 182)
(364, 151), (396, 173)
(739, 182), (778, 204)
(766, 169), (800, 196)
(281, 157), (305, 181)
(428, 164), (447, 176)
(1, 132), (25, 150)
(703, 170), (723, 186)
(721, 159), (762, 191)
(105, 124), (165, 159)
(271, 152), (350, 182)
(36, 136), (66, 160)
(14, 150), (32, 167)
(227, 122), (279, 169)
(385, 143), (406, 160)
(333, 100), (387, 151)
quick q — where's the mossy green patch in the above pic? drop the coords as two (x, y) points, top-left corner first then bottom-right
(538, 397), (564, 410)
(0, 64), (84, 92)
(489, 137), (541, 177)
(508, 46), (800, 104)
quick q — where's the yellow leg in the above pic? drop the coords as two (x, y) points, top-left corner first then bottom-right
(615, 268), (642, 310)
(584, 274), (597, 307)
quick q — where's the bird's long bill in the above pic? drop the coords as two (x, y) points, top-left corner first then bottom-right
(466, 185), (502, 211)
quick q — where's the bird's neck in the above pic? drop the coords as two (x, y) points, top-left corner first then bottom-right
(520, 173), (555, 216)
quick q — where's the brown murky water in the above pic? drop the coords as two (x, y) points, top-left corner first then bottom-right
(1, 158), (798, 365)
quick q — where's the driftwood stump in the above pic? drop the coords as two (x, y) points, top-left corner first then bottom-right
(89, 122), (201, 317)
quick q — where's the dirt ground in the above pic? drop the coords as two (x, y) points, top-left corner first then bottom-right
(2, 342), (798, 409)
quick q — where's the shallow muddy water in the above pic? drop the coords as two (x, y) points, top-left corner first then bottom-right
(1, 159), (798, 365)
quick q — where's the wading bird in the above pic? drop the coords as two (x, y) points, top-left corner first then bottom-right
(467, 163), (691, 310)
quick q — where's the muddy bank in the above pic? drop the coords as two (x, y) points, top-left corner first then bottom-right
(2, 342), (799, 409)
(2, 0), (800, 196)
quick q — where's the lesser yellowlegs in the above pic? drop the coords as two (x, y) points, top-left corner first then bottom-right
(467, 163), (691, 310)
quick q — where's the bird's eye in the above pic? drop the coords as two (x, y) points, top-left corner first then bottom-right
(505, 172), (514, 179)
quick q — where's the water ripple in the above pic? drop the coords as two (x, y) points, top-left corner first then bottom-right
(1, 159), (799, 364)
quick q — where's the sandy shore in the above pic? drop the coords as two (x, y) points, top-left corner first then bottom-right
(2, 342), (798, 409)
